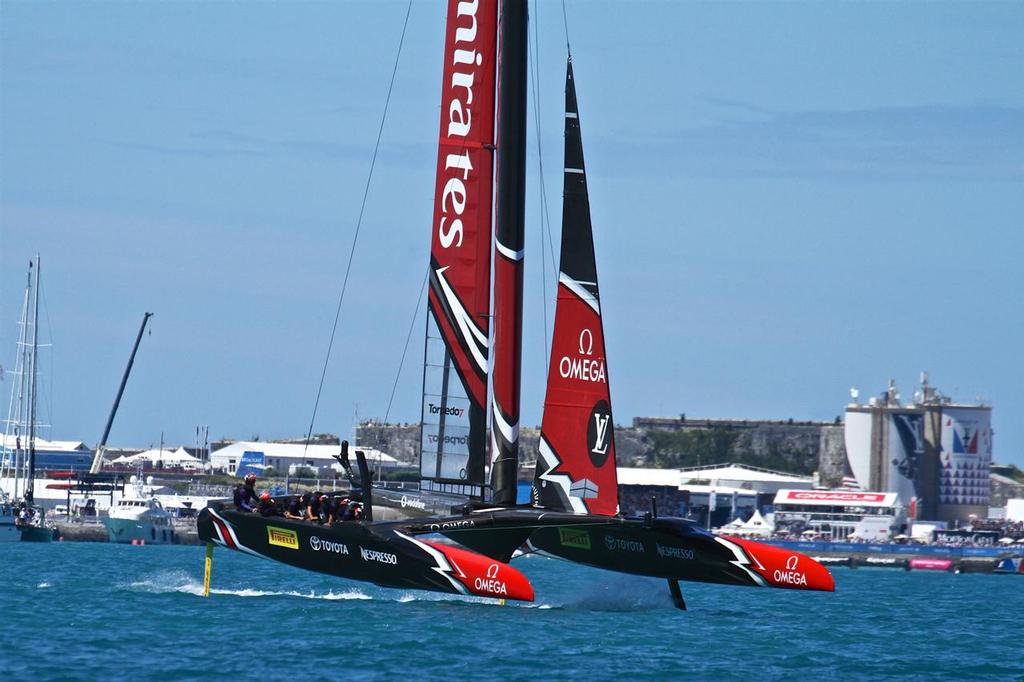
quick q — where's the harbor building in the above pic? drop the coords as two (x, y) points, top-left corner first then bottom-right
(616, 463), (814, 527)
(209, 440), (399, 477)
(771, 489), (901, 541)
(0, 436), (93, 473)
(843, 375), (992, 523)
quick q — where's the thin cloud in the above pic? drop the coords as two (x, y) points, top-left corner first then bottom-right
(606, 102), (1024, 181)
(108, 130), (371, 160)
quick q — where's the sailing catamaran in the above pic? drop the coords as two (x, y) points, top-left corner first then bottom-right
(197, 0), (532, 604)
(390, 0), (835, 607)
(200, 0), (833, 608)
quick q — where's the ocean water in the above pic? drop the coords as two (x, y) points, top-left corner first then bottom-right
(2, 543), (1021, 681)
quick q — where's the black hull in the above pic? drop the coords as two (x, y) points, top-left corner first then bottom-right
(196, 503), (533, 601)
(397, 508), (834, 592)
(18, 525), (55, 543)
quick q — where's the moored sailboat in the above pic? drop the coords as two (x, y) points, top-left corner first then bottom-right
(1, 256), (56, 542)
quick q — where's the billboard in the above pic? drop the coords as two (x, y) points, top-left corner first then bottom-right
(938, 408), (991, 506)
(774, 489), (898, 508)
(237, 450), (265, 477)
(844, 410), (873, 489)
(888, 413), (925, 507)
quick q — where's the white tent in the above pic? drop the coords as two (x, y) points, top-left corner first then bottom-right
(115, 447), (202, 469)
(736, 509), (773, 537)
(719, 517), (745, 531)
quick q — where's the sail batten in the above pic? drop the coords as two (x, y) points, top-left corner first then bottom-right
(531, 57), (619, 517)
(419, 0), (499, 498)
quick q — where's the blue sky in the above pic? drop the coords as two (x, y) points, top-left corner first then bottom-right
(2, 1), (1022, 466)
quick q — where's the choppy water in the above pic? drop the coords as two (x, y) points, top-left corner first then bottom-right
(2, 542), (1021, 680)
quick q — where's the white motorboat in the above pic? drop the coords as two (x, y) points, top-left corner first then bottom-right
(103, 496), (176, 545)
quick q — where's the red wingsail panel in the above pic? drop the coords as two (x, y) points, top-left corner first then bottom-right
(532, 58), (619, 516)
(420, 0), (498, 495)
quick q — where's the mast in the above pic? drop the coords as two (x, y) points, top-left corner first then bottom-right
(90, 312), (154, 474)
(26, 255), (40, 504)
(489, 0), (529, 506)
(2, 266), (33, 499)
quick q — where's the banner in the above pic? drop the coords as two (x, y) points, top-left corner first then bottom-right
(237, 451), (265, 477)
(843, 409), (873, 488)
(939, 408), (991, 506)
(888, 412), (924, 507)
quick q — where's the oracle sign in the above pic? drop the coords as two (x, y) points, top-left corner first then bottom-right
(783, 491), (887, 503)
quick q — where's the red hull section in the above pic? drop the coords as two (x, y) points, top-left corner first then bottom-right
(724, 536), (836, 592)
(421, 538), (534, 601)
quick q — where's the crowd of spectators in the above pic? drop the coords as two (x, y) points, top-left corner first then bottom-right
(968, 517), (1024, 540)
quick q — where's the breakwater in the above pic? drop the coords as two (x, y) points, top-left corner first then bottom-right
(53, 520), (200, 545)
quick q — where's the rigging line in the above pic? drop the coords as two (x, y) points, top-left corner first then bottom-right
(528, 3), (549, 369)
(40, 277), (54, 431)
(561, 0), (572, 56)
(303, 0), (414, 456)
(529, 1), (558, 371)
(378, 265), (429, 446)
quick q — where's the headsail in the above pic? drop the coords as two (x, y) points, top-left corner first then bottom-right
(420, 0), (499, 498)
(532, 58), (619, 516)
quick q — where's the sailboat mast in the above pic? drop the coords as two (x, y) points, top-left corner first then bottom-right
(489, 0), (529, 506)
(26, 255), (40, 503)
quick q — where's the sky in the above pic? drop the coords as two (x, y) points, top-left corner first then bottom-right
(1, 1), (1022, 466)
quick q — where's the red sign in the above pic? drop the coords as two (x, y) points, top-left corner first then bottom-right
(783, 491), (888, 503)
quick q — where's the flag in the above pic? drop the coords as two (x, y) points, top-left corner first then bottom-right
(708, 491), (717, 512)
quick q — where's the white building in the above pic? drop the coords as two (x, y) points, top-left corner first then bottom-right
(772, 489), (901, 541)
(617, 463), (813, 494)
(209, 441), (400, 477)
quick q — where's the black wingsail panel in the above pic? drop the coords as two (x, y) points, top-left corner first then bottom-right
(419, 0), (499, 498)
(531, 58), (619, 516)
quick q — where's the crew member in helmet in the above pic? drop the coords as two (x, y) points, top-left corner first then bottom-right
(329, 497), (350, 525)
(256, 492), (280, 517)
(233, 473), (259, 512)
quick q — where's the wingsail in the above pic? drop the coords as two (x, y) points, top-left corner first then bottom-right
(420, 0), (499, 498)
(531, 58), (619, 516)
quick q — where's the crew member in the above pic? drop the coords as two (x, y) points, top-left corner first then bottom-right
(284, 494), (304, 520)
(333, 497), (354, 522)
(233, 473), (259, 512)
(317, 495), (332, 525)
(305, 492), (323, 523)
(256, 492), (281, 517)
(343, 501), (362, 522)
